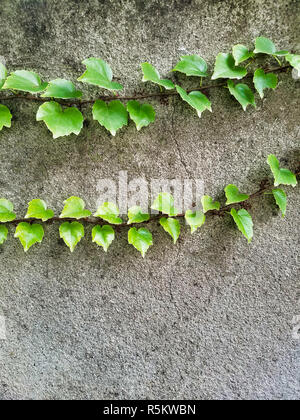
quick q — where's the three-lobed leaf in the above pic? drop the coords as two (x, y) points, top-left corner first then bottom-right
(253, 69), (277, 99)
(128, 227), (153, 257)
(59, 221), (84, 252)
(141, 63), (175, 90)
(15, 222), (44, 252)
(173, 55), (208, 77)
(25, 199), (54, 222)
(160, 217), (180, 243)
(212, 53), (247, 80)
(36, 101), (84, 138)
(0, 225), (8, 245)
(227, 80), (256, 111)
(225, 184), (249, 205)
(176, 85), (212, 117)
(78, 58), (123, 91)
(92, 225), (115, 252)
(201, 195), (220, 213)
(93, 99), (128, 136)
(94, 202), (122, 224)
(0, 105), (12, 130)
(271, 188), (287, 217)
(127, 206), (150, 224)
(232, 44), (254, 65)
(60, 197), (91, 219)
(253, 37), (288, 57)
(41, 79), (82, 99)
(185, 210), (205, 234)
(0, 62), (7, 89)
(0, 199), (16, 222)
(3, 70), (47, 93)
(127, 100), (155, 131)
(267, 154), (297, 187)
(230, 208), (253, 243)
(151, 193), (179, 216)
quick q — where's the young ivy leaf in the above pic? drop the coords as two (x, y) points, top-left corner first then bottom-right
(253, 69), (277, 99)
(0, 62), (7, 89)
(92, 225), (115, 252)
(151, 193), (179, 216)
(267, 154), (297, 187)
(0, 105), (12, 131)
(176, 85), (212, 118)
(41, 79), (82, 99)
(185, 210), (206, 234)
(141, 63), (175, 90)
(25, 199), (54, 222)
(127, 206), (150, 224)
(160, 217), (180, 244)
(201, 195), (220, 213)
(77, 58), (123, 91)
(36, 101), (84, 139)
(3, 70), (47, 93)
(230, 208), (253, 243)
(285, 54), (300, 72)
(127, 100), (155, 131)
(253, 37), (288, 57)
(232, 44), (254, 65)
(60, 197), (92, 219)
(173, 55), (208, 77)
(14, 222), (44, 252)
(0, 225), (8, 245)
(0, 199), (16, 222)
(225, 184), (249, 205)
(227, 80), (256, 111)
(211, 53), (247, 80)
(59, 222), (84, 252)
(271, 188), (287, 217)
(128, 227), (153, 258)
(94, 202), (123, 224)
(93, 99), (128, 136)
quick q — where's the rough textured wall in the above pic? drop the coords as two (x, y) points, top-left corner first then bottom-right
(0, 0), (299, 400)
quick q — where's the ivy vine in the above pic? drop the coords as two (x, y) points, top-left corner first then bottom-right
(0, 155), (298, 257)
(0, 37), (299, 137)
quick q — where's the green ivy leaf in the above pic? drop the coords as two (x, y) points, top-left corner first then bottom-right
(128, 227), (153, 257)
(253, 69), (277, 99)
(230, 208), (253, 243)
(36, 101), (84, 139)
(92, 225), (115, 252)
(285, 54), (300, 72)
(151, 193), (179, 216)
(211, 53), (247, 80)
(267, 154), (297, 187)
(59, 221), (84, 252)
(185, 210), (206, 234)
(3, 70), (47, 93)
(127, 100), (155, 131)
(225, 184), (249, 205)
(60, 197), (91, 219)
(141, 63), (175, 90)
(127, 206), (150, 224)
(253, 37), (288, 57)
(15, 222), (44, 252)
(94, 202), (123, 224)
(0, 104), (12, 130)
(272, 188), (287, 217)
(25, 199), (54, 222)
(232, 44), (254, 65)
(77, 58), (123, 91)
(0, 62), (7, 90)
(160, 217), (180, 244)
(227, 80), (256, 111)
(176, 85), (212, 117)
(0, 199), (16, 222)
(201, 195), (220, 213)
(41, 79), (82, 99)
(0, 225), (8, 245)
(173, 55), (208, 77)
(93, 99), (128, 136)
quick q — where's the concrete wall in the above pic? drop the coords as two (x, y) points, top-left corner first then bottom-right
(0, 0), (299, 400)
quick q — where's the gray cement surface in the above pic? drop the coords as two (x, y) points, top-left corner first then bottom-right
(0, 0), (299, 400)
